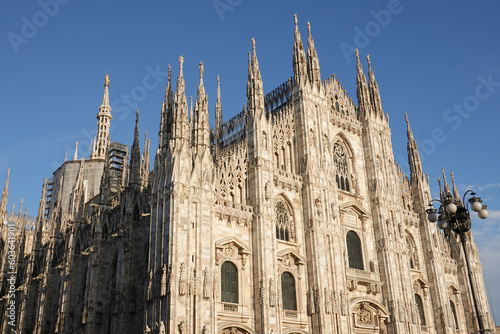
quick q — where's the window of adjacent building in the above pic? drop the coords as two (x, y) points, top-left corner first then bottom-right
(346, 230), (364, 270)
(450, 300), (459, 329)
(276, 201), (293, 242)
(333, 142), (350, 192)
(221, 261), (238, 304)
(415, 294), (426, 326)
(281, 272), (297, 311)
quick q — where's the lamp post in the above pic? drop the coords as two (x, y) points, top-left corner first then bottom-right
(426, 190), (491, 333)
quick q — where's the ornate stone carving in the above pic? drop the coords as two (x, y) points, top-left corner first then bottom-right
(221, 327), (245, 334)
(158, 321), (165, 334)
(161, 264), (167, 297)
(269, 278), (276, 307)
(203, 267), (210, 299)
(213, 270), (218, 298)
(324, 288), (331, 314)
(147, 270), (153, 301)
(314, 288), (321, 314)
(178, 320), (186, 334)
(307, 289), (315, 315)
(354, 303), (373, 325)
(259, 278), (265, 306)
(179, 263), (186, 297)
(340, 290), (348, 316)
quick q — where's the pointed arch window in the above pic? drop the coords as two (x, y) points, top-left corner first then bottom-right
(346, 230), (364, 270)
(276, 201), (294, 242)
(450, 300), (459, 329)
(281, 272), (297, 311)
(415, 294), (426, 326)
(333, 142), (351, 192)
(221, 261), (238, 304)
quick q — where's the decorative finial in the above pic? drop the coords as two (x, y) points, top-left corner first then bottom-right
(366, 54), (371, 65)
(356, 48), (360, 60)
(307, 21), (311, 34)
(251, 38), (256, 52)
(105, 72), (110, 87)
(294, 14), (298, 26)
(217, 75), (220, 85)
(168, 65), (171, 80)
(404, 112), (409, 124)
(179, 55), (184, 70)
(199, 61), (204, 79)
(74, 141), (78, 161)
(136, 109), (139, 119)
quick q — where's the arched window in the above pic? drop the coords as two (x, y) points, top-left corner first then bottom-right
(406, 234), (419, 270)
(450, 300), (459, 329)
(346, 231), (364, 270)
(276, 201), (294, 242)
(221, 261), (238, 304)
(415, 294), (426, 326)
(333, 142), (351, 192)
(281, 272), (297, 311)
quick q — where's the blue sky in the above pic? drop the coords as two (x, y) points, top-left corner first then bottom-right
(1, 0), (500, 325)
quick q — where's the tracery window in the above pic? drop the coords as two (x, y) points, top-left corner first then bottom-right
(276, 201), (294, 242)
(281, 272), (297, 311)
(221, 261), (238, 304)
(415, 294), (426, 326)
(333, 142), (350, 192)
(346, 230), (364, 270)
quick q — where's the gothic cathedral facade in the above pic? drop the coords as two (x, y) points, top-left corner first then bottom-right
(0, 15), (494, 334)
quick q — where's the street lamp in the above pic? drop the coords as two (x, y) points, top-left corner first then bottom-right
(426, 190), (491, 333)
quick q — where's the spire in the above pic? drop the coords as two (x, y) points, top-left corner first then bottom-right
(194, 62), (210, 151)
(93, 73), (113, 159)
(441, 168), (452, 197)
(247, 38), (265, 119)
(173, 55), (189, 142)
(1, 168), (10, 214)
(356, 49), (371, 118)
(450, 171), (462, 204)
(306, 21), (321, 87)
(74, 141), (78, 160)
(34, 178), (47, 250)
(366, 55), (384, 118)
(159, 65), (173, 152)
(293, 14), (307, 86)
(100, 145), (111, 204)
(129, 110), (142, 188)
(141, 131), (150, 187)
(437, 177), (445, 202)
(215, 75), (223, 142)
(247, 51), (253, 98)
(165, 65), (172, 106)
(405, 113), (426, 188)
(69, 158), (85, 220)
(19, 197), (23, 216)
(103, 73), (110, 105)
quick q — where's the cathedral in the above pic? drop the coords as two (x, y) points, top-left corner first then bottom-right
(0, 15), (495, 334)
